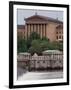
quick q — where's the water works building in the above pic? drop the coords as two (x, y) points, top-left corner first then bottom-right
(17, 51), (63, 71)
(17, 14), (63, 42)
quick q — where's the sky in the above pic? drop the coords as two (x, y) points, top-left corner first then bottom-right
(17, 9), (63, 25)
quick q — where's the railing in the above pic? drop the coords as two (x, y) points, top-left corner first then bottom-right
(17, 54), (63, 61)
(17, 54), (63, 71)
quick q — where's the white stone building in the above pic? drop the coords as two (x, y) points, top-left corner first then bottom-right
(17, 50), (63, 71)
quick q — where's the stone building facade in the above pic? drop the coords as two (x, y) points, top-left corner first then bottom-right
(17, 52), (63, 71)
(17, 14), (63, 42)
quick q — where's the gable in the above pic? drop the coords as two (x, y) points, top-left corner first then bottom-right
(25, 15), (63, 24)
(25, 15), (48, 22)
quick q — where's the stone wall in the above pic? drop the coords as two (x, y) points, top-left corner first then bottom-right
(17, 54), (63, 71)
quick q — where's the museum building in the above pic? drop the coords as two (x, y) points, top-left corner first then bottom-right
(17, 14), (63, 42)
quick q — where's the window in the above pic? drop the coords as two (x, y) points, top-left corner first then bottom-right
(37, 61), (40, 63)
(53, 60), (56, 63)
(43, 61), (45, 63)
(62, 36), (63, 39)
(59, 31), (61, 34)
(59, 36), (61, 39)
(59, 60), (61, 63)
(56, 31), (58, 34)
(62, 31), (63, 34)
(56, 36), (58, 39)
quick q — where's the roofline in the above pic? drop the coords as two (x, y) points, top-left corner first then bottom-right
(25, 14), (63, 23)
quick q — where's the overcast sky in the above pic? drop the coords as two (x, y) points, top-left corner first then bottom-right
(17, 9), (63, 25)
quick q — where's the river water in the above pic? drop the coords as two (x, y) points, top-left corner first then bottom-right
(17, 67), (63, 80)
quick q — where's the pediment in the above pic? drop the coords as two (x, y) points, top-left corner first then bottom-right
(25, 15), (63, 24)
(25, 15), (48, 22)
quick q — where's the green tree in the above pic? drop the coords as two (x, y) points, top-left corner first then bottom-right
(42, 36), (50, 42)
(47, 41), (63, 51)
(29, 32), (40, 40)
(27, 32), (41, 49)
(17, 35), (28, 53)
(28, 39), (41, 55)
(28, 39), (48, 55)
(58, 42), (63, 51)
(17, 31), (63, 54)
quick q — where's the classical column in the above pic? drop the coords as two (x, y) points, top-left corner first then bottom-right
(41, 24), (42, 38)
(42, 24), (43, 38)
(36, 24), (38, 33)
(43, 24), (45, 37)
(43, 24), (44, 37)
(32, 24), (34, 32)
(34, 24), (36, 32)
(44, 24), (46, 37)
(25, 24), (28, 40)
(29, 24), (31, 38)
(31, 24), (33, 33)
(45, 24), (46, 38)
(27, 24), (29, 39)
(27, 24), (28, 39)
(33, 24), (35, 32)
(37, 24), (39, 34)
(30, 24), (32, 36)
(39, 24), (41, 38)
(23, 30), (25, 39)
(33, 24), (34, 32)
